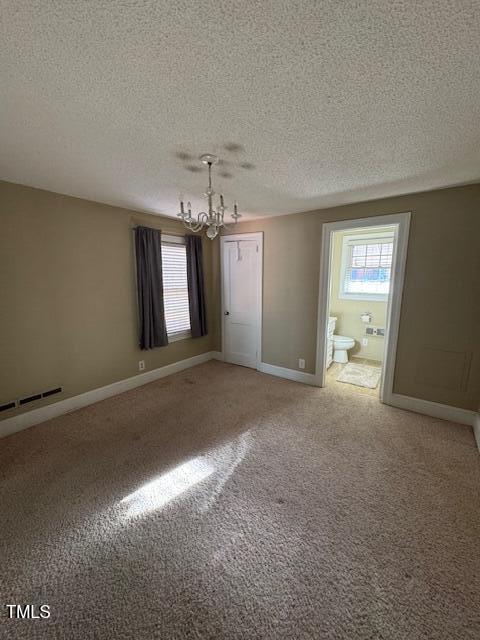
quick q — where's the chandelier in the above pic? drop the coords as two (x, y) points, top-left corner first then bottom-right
(177, 154), (241, 239)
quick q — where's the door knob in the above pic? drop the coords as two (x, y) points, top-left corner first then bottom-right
(224, 311), (230, 315)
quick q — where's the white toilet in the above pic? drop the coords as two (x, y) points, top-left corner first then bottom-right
(332, 335), (355, 363)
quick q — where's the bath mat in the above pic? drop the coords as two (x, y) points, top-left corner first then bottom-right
(336, 363), (381, 389)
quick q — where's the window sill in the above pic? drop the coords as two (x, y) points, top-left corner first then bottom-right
(168, 331), (192, 343)
(338, 292), (389, 302)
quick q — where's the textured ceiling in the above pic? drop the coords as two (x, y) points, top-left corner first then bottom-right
(1, 1), (479, 220)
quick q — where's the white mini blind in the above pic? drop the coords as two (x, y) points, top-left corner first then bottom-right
(342, 234), (394, 297)
(161, 240), (191, 337)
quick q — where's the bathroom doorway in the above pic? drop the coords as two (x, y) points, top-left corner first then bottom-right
(315, 213), (410, 404)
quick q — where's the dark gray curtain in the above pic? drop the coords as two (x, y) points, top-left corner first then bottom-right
(134, 226), (168, 350)
(185, 235), (208, 338)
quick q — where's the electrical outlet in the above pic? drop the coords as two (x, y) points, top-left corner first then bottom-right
(298, 358), (305, 369)
(362, 338), (368, 347)
(138, 360), (145, 371)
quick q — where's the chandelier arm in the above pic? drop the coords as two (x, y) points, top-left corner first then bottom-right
(190, 219), (206, 232)
(188, 213), (207, 232)
(182, 219), (197, 232)
(182, 211), (207, 232)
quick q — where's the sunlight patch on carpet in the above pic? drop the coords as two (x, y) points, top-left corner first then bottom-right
(119, 431), (252, 518)
(121, 457), (214, 517)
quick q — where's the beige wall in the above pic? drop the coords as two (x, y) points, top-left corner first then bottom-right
(1, 181), (479, 418)
(329, 228), (390, 362)
(0, 181), (220, 419)
(223, 184), (480, 411)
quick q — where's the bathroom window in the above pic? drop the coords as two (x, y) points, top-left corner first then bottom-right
(339, 231), (394, 301)
(161, 235), (191, 340)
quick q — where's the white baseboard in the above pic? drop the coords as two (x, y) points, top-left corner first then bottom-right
(389, 393), (476, 427)
(473, 412), (480, 452)
(258, 362), (317, 386)
(3, 353), (477, 452)
(0, 351), (216, 439)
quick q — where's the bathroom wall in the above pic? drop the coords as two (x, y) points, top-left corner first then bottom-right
(329, 228), (391, 362)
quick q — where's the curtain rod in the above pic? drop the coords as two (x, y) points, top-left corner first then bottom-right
(130, 225), (184, 235)
(130, 224), (161, 230)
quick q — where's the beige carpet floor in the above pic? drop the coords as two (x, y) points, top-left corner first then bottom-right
(1, 360), (479, 639)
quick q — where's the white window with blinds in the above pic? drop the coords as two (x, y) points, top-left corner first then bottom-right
(339, 231), (395, 301)
(161, 235), (191, 340)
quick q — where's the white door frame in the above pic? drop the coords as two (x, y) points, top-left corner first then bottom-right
(220, 232), (263, 370)
(315, 212), (411, 404)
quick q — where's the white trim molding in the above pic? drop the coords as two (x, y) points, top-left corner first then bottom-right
(389, 393), (476, 427)
(0, 351), (216, 439)
(472, 412), (480, 452)
(315, 212), (411, 405)
(258, 362), (317, 386)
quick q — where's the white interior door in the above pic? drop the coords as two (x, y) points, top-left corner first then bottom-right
(222, 236), (262, 369)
